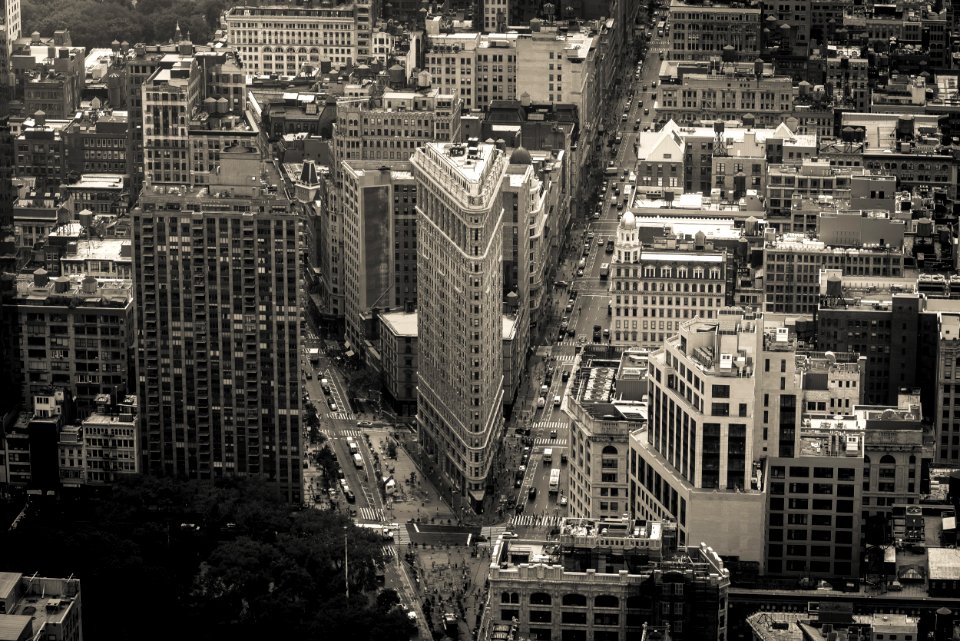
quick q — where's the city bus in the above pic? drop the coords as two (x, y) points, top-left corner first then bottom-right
(549, 468), (561, 494)
(657, 21), (666, 37)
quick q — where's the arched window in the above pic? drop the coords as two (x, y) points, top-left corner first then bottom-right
(595, 595), (620, 608)
(880, 454), (896, 465)
(530, 592), (551, 606)
(602, 445), (619, 456)
(563, 593), (587, 607)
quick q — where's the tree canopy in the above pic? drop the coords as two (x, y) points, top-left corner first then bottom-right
(21, 0), (247, 48)
(0, 476), (415, 641)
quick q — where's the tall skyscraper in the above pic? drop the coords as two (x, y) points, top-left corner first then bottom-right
(412, 140), (506, 511)
(132, 147), (303, 503)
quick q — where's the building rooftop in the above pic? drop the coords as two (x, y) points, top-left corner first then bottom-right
(380, 310), (417, 337)
(69, 173), (125, 190)
(11, 273), (131, 306)
(0, 573), (81, 638)
(798, 415), (863, 458)
(926, 547), (960, 580)
(559, 517), (663, 552)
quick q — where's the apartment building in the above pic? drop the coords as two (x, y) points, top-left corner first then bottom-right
(59, 393), (139, 487)
(141, 49), (255, 188)
(762, 233), (906, 315)
(931, 312), (960, 464)
(632, 311), (870, 567)
(13, 111), (71, 187)
(485, 524), (729, 641)
(2, 269), (132, 415)
(0, 572), (82, 641)
(667, 0), (762, 61)
(63, 174), (126, 216)
(412, 140), (506, 510)
(635, 119), (815, 197)
(333, 88), (461, 165)
(425, 33), (485, 112)
(823, 46), (870, 112)
(611, 212), (730, 348)
(655, 60), (796, 128)
(223, 1), (377, 73)
(340, 160), (417, 351)
(62, 108), (129, 177)
(123, 41), (201, 196)
(632, 312), (767, 564)
(515, 29), (597, 120)
(10, 30), (84, 118)
(566, 365), (645, 520)
(765, 415), (865, 579)
(765, 159), (858, 222)
(378, 310), (417, 413)
(859, 398), (932, 520)
(131, 147), (303, 503)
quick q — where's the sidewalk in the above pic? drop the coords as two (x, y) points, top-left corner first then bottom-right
(365, 427), (456, 526)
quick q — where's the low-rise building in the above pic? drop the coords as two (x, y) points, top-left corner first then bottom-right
(2, 270), (133, 414)
(10, 30), (85, 118)
(0, 572), (82, 641)
(484, 521), (728, 641)
(59, 393), (139, 487)
(565, 353), (646, 519)
(377, 311), (417, 414)
(611, 211), (731, 348)
(667, 0), (762, 61)
(762, 233), (907, 315)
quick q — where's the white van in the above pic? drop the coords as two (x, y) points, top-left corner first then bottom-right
(553, 395), (561, 407)
(537, 397), (546, 408)
(540, 384), (549, 396)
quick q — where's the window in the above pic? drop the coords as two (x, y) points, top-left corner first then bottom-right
(712, 384), (730, 398)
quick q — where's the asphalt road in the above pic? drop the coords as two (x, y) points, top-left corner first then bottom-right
(503, 31), (671, 524)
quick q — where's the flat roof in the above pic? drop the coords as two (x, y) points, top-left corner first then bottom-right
(640, 251), (724, 263)
(927, 547), (960, 581)
(380, 310), (417, 337)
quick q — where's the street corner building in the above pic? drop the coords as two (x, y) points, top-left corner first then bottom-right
(412, 139), (507, 512)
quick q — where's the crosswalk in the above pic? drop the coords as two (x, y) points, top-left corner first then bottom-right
(358, 506), (384, 521)
(381, 545), (396, 559)
(535, 438), (568, 446)
(556, 339), (582, 347)
(534, 420), (566, 431)
(329, 411), (354, 420)
(394, 525), (411, 545)
(555, 354), (577, 364)
(510, 514), (566, 528)
(341, 429), (363, 439)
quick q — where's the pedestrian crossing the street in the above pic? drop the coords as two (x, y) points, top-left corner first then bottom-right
(510, 514), (565, 528)
(329, 411), (354, 420)
(358, 506), (384, 521)
(394, 525), (411, 545)
(535, 438), (567, 446)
